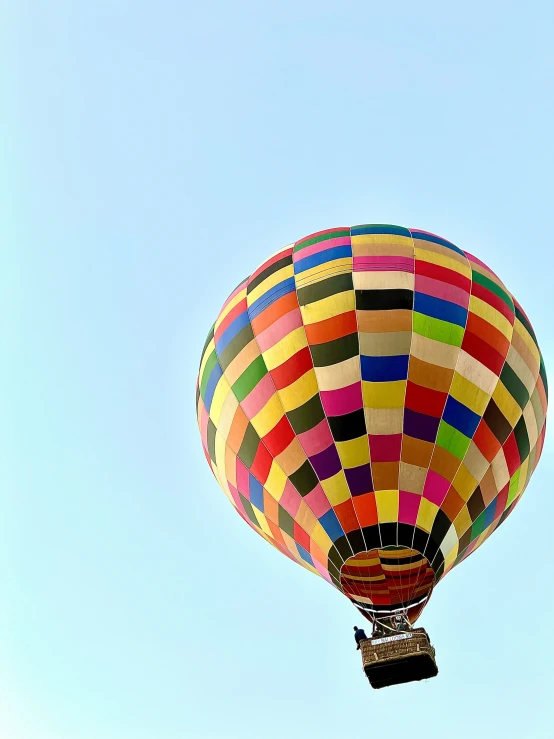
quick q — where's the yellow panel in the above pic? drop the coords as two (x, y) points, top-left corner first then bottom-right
(279, 369), (319, 411)
(251, 394), (285, 437)
(246, 264), (295, 304)
(335, 436), (370, 468)
(320, 470), (351, 505)
(453, 465), (478, 501)
(449, 372), (489, 415)
(263, 326), (307, 370)
(300, 291), (354, 325)
(209, 373), (233, 426)
(517, 457), (529, 496)
(295, 500), (318, 535)
(513, 319), (540, 365)
(453, 505), (472, 537)
(375, 489), (399, 523)
(295, 258), (352, 288)
(443, 547), (458, 573)
(198, 337), (216, 378)
(264, 461), (287, 501)
(416, 498), (438, 533)
(215, 389), (240, 443)
(492, 381), (522, 427)
(351, 233), (413, 248)
(363, 380), (406, 409)
(469, 295), (513, 339)
(414, 247), (471, 277)
(252, 508), (273, 538)
(491, 450), (510, 492)
(310, 521), (333, 554)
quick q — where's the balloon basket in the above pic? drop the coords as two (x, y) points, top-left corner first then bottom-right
(360, 628), (438, 689)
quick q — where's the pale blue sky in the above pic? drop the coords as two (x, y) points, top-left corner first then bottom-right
(4, 2), (554, 738)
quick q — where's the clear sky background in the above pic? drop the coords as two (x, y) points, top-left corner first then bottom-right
(4, 2), (554, 738)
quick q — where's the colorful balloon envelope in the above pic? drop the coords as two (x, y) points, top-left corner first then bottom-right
(196, 225), (547, 624)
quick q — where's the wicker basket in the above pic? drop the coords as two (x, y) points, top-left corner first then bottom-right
(360, 628), (438, 689)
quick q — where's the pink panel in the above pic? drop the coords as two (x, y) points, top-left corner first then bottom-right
(422, 470), (450, 506)
(240, 372), (275, 418)
(255, 308), (303, 352)
(320, 382), (363, 416)
(297, 419), (334, 456)
(304, 484), (332, 517)
(398, 490), (421, 525)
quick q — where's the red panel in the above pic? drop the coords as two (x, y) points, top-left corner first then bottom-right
(503, 432), (521, 477)
(415, 259), (471, 292)
(250, 443), (273, 485)
(404, 381), (447, 418)
(214, 297), (248, 342)
(271, 346), (313, 389)
(473, 419), (502, 462)
(334, 499), (360, 533)
(352, 493), (378, 528)
(368, 434), (402, 462)
(293, 522), (311, 551)
(262, 415), (295, 456)
(461, 330), (505, 375)
(304, 310), (358, 345)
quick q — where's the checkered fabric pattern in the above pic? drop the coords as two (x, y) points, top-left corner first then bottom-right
(196, 225), (547, 619)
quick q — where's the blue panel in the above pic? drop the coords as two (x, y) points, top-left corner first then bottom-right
(442, 396), (481, 438)
(215, 310), (250, 354)
(297, 544), (314, 566)
(361, 354), (409, 382)
(484, 500), (496, 528)
(414, 292), (468, 327)
(319, 509), (344, 542)
(248, 277), (296, 319)
(203, 362), (223, 411)
(294, 245), (352, 274)
(249, 474), (264, 512)
(351, 224), (411, 237)
(410, 230), (466, 257)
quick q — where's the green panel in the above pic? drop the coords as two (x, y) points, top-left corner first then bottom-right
(199, 350), (218, 398)
(413, 313), (464, 347)
(239, 494), (261, 528)
(500, 363), (529, 410)
(436, 420), (472, 460)
(294, 228), (350, 252)
(507, 469), (521, 508)
(232, 355), (267, 402)
(471, 270), (514, 312)
(470, 510), (486, 540)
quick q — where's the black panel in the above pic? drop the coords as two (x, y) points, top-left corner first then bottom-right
(218, 324), (254, 369)
(289, 460), (319, 496)
(467, 487), (485, 520)
(397, 523), (415, 548)
(237, 423), (260, 468)
(347, 529), (366, 555)
(356, 289), (413, 311)
(296, 273), (353, 306)
(514, 415), (530, 462)
(328, 408), (367, 442)
(328, 545), (344, 573)
(287, 393), (325, 434)
(207, 418), (217, 462)
(361, 525), (381, 550)
(335, 536), (353, 561)
(483, 399), (512, 444)
(379, 522), (398, 547)
(278, 506), (295, 537)
(412, 527), (429, 556)
(247, 255), (293, 293)
(310, 332), (359, 367)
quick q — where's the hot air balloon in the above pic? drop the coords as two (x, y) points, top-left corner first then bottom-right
(196, 225), (547, 687)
